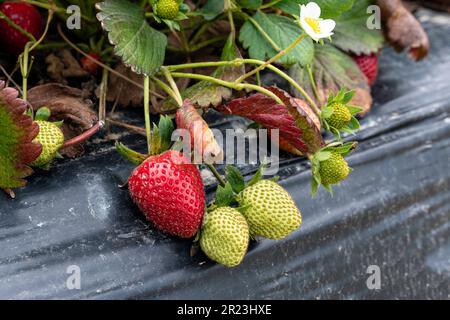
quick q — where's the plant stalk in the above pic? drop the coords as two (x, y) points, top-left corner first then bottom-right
(207, 164), (226, 187)
(144, 76), (152, 154)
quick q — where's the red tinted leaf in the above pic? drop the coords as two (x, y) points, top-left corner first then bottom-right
(266, 87), (325, 154)
(0, 81), (42, 191)
(176, 99), (223, 163)
(216, 88), (324, 155)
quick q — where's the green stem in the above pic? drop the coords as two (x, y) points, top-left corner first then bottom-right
(166, 59), (320, 115)
(236, 34), (306, 83)
(167, 60), (244, 70)
(170, 72), (284, 105)
(306, 64), (320, 102)
(19, 6), (54, 101)
(144, 76), (152, 154)
(188, 36), (227, 52)
(22, 0), (94, 22)
(161, 67), (183, 106)
(207, 164), (226, 187)
(259, 0), (283, 9)
(0, 12), (36, 42)
(150, 75), (181, 105)
(226, 1), (236, 39)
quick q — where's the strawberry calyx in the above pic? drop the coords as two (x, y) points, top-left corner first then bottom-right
(115, 115), (175, 166)
(321, 88), (363, 140)
(310, 141), (357, 197)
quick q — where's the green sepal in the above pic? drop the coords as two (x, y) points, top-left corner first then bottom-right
(35, 107), (51, 121)
(320, 88), (362, 139)
(215, 182), (236, 207)
(225, 165), (245, 194)
(246, 162), (266, 188)
(53, 120), (64, 128)
(54, 152), (64, 159)
(115, 141), (147, 166)
(309, 141), (357, 197)
(150, 115), (175, 155)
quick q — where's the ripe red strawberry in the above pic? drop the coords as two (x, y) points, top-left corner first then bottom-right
(0, 2), (42, 56)
(353, 54), (379, 86)
(128, 150), (206, 238)
(81, 53), (101, 75)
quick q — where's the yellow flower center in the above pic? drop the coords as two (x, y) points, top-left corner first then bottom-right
(305, 17), (321, 33)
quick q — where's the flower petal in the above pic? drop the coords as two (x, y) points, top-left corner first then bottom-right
(305, 2), (321, 19)
(300, 19), (318, 41)
(300, 5), (307, 21)
(319, 19), (336, 34)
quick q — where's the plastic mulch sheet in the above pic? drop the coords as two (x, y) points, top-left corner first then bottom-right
(0, 9), (449, 299)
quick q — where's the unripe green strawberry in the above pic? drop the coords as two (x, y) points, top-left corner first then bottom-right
(30, 120), (64, 167)
(200, 207), (249, 267)
(157, 0), (179, 20)
(319, 152), (350, 185)
(328, 102), (351, 129)
(238, 180), (302, 240)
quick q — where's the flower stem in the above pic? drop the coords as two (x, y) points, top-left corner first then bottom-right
(166, 59), (321, 114)
(161, 67), (183, 106)
(235, 34), (306, 83)
(207, 164), (226, 187)
(306, 64), (320, 102)
(144, 76), (152, 155)
(169, 72), (284, 105)
(259, 0), (283, 10)
(19, 6), (54, 101)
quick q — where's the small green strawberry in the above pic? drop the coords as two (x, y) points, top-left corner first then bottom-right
(156, 0), (179, 20)
(321, 88), (362, 139)
(237, 180), (302, 240)
(30, 107), (64, 168)
(327, 102), (352, 130)
(310, 142), (356, 196)
(318, 152), (350, 185)
(200, 207), (249, 267)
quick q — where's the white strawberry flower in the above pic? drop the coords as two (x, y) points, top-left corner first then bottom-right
(299, 2), (336, 42)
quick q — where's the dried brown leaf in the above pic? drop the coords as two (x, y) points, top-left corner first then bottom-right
(28, 83), (97, 158)
(378, 0), (430, 61)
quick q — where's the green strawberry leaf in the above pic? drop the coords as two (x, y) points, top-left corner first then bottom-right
(199, 0), (225, 20)
(239, 11), (314, 67)
(96, 0), (167, 75)
(333, 0), (384, 55)
(215, 182), (236, 207)
(275, 0), (354, 19)
(226, 165), (245, 193)
(0, 81), (42, 191)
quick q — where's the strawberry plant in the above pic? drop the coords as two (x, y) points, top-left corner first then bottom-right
(0, 0), (430, 267)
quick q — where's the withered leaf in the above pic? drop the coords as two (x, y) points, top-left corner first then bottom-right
(377, 0), (430, 61)
(176, 99), (224, 164)
(46, 49), (89, 84)
(106, 63), (145, 108)
(28, 83), (98, 158)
